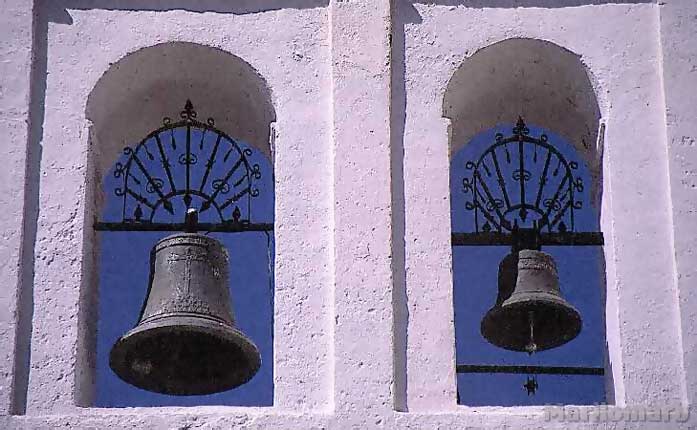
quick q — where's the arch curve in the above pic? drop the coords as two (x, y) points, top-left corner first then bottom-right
(87, 41), (276, 181)
(443, 38), (601, 197)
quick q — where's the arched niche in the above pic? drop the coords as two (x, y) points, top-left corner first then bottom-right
(445, 38), (609, 406)
(84, 41), (277, 406)
(87, 41), (276, 186)
(443, 38), (602, 202)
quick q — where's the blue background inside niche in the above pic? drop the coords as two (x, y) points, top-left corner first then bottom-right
(96, 125), (274, 407)
(451, 124), (606, 406)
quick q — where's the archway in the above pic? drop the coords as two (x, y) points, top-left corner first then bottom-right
(443, 37), (602, 202)
(445, 38), (607, 405)
(86, 42), (276, 407)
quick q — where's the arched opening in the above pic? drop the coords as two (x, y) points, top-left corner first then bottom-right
(444, 38), (608, 406)
(444, 38), (602, 202)
(86, 42), (276, 406)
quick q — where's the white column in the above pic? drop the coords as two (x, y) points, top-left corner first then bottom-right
(0, 0), (36, 415)
(330, 0), (397, 415)
(24, 111), (94, 413)
(660, 0), (697, 408)
(599, 12), (686, 403)
(403, 111), (457, 411)
(272, 55), (335, 409)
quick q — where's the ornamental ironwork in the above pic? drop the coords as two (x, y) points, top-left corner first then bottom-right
(96, 100), (271, 233)
(462, 117), (584, 235)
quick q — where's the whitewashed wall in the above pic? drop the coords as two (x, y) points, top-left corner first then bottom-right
(400, 0), (683, 412)
(1, 0), (696, 429)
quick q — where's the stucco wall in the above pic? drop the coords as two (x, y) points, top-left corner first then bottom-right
(23, 0), (333, 415)
(661, 0), (697, 411)
(0, 0), (36, 418)
(1, 0), (696, 429)
(400, 0), (684, 411)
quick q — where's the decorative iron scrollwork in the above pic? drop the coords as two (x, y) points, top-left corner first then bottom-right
(103, 100), (265, 230)
(461, 117), (585, 234)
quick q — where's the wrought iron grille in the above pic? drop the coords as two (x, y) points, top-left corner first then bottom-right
(463, 117), (584, 235)
(452, 118), (602, 249)
(95, 100), (272, 233)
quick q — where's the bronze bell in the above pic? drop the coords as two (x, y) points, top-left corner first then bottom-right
(481, 249), (581, 353)
(109, 231), (261, 395)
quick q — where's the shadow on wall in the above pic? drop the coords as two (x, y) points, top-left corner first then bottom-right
(86, 41), (277, 182)
(409, 0), (653, 8)
(11, 0), (54, 414)
(443, 37), (603, 205)
(45, 0), (328, 20)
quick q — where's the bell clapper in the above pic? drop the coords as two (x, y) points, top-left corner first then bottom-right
(523, 311), (539, 394)
(524, 310), (537, 355)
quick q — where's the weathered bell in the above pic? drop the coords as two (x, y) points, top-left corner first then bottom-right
(109, 232), (261, 395)
(481, 249), (581, 352)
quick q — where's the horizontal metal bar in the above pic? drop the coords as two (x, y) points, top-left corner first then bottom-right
(451, 232), (604, 247)
(95, 222), (274, 233)
(456, 364), (604, 375)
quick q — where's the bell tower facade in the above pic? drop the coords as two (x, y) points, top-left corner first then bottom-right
(1, 0), (697, 428)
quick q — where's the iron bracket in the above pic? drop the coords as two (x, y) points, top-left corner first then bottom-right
(451, 231), (604, 247)
(95, 220), (273, 234)
(456, 364), (604, 376)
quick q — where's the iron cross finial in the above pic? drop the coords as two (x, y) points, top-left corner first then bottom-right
(181, 99), (197, 121)
(524, 376), (538, 395)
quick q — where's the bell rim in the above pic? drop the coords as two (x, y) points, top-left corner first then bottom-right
(481, 299), (582, 352)
(109, 318), (261, 395)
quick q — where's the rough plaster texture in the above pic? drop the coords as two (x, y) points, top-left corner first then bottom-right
(399, 0), (686, 411)
(330, 0), (396, 422)
(660, 0), (697, 409)
(16, 0), (334, 416)
(0, 0), (35, 416)
(1, 0), (697, 429)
